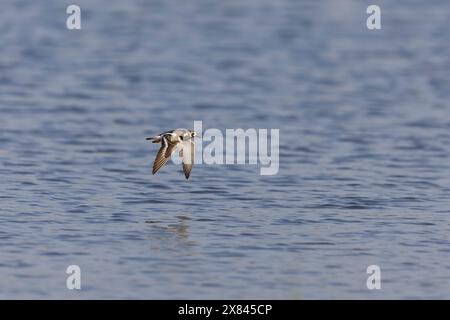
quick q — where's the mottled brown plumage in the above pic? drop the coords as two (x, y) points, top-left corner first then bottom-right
(146, 129), (196, 179)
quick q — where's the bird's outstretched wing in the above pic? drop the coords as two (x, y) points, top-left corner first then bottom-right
(180, 140), (195, 179)
(152, 135), (178, 175)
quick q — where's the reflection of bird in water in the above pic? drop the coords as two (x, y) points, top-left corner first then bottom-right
(146, 129), (197, 179)
(145, 215), (194, 249)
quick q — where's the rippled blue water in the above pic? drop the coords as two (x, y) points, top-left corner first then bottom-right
(1, 0), (450, 299)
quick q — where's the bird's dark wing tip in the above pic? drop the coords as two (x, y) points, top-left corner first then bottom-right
(183, 166), (191, 179)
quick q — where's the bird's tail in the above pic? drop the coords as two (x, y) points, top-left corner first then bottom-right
(146, 136), (161, 143)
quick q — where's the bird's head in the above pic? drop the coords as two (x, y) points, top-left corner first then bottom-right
(189, 130), (197, 138)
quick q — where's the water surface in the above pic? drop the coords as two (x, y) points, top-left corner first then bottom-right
(1, 0), (450, 299)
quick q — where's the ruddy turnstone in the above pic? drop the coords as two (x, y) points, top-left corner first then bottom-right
(146, 129), (197, 179)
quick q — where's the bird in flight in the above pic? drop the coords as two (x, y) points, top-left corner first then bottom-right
(146, 129), (197, 179)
